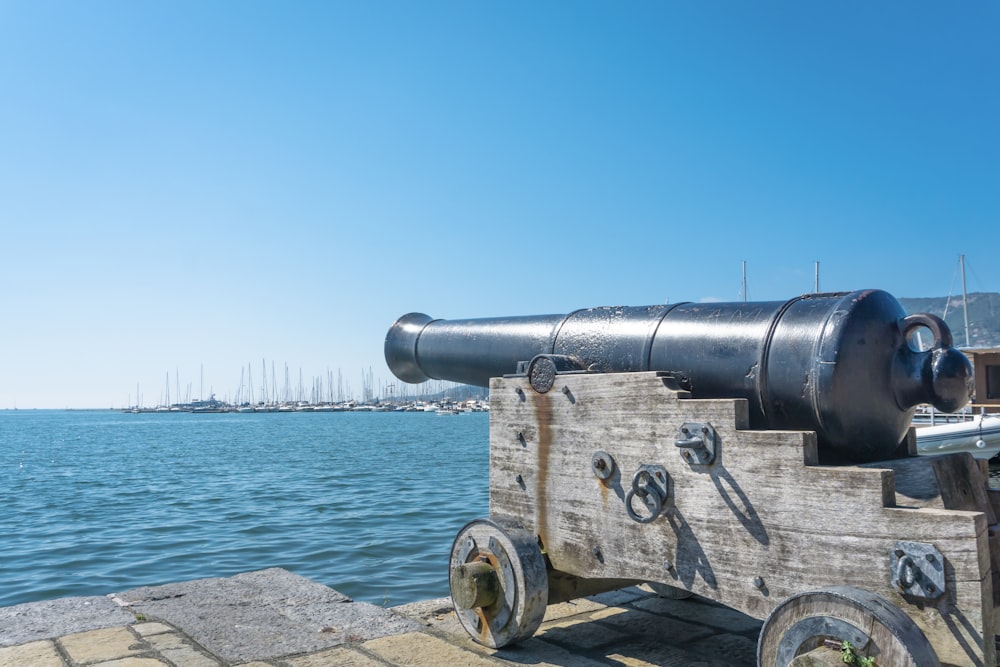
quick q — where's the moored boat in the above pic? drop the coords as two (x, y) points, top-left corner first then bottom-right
(914, 413), (1000, 459)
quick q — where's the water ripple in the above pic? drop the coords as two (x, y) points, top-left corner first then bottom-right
(0, 410), (488, 607)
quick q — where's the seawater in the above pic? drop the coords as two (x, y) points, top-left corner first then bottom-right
(0, 409), (488, 608)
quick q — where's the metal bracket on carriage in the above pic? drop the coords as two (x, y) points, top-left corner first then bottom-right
(624, 465), (669, 524)
(516, 354), (587, 394)
(590, 450), (616, 481)
(889, 541), (946, 600)
(675, 421), (717, 466)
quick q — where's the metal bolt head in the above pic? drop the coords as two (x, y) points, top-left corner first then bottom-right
(591, 451), (615, 480)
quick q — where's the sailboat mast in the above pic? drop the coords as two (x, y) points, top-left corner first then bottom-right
(741, 261), (747, 303)
(261, 359), (269, 406)
(961, 254), (971, 348)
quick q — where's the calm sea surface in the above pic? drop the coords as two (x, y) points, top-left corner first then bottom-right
(0, 409), (488, 609)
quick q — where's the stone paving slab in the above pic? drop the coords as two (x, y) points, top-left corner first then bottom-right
(0, 640), (63, 667)
(60, 626), (147, 663)
(112, 568), (420, 663)
(0, 594), (137, 647)
(0, 569), (765, 666)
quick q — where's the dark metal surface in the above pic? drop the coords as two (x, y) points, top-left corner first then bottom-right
(675, 422), (717, 466)
(624, 465), (669, 524)
(590, 450), (615, 481)
(889, 541), (945, 600)
(385, 290), (973, 462)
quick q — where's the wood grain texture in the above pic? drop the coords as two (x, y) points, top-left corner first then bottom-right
(758, 587), (940, 667)
(488, 372), (995, 666)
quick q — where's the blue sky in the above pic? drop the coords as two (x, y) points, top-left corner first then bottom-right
(1, 1), (997, 408)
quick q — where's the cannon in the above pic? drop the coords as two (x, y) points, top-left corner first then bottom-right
(386, 290), (972, 462)
(385, 290), (998, 666)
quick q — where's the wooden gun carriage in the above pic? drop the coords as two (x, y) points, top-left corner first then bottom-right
(386, 291), (996, 666)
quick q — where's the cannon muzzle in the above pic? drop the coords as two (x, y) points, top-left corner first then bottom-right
(385, 290), (972, 462)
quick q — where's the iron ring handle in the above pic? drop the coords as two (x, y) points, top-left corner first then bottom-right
(897, 555), (918, 588)
(900, 313), (952, 350)
(624, 488), (662, 523)
(625, 470), (663, 523)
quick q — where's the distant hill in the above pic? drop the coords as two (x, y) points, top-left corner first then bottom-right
(899, 292), (1000, 349)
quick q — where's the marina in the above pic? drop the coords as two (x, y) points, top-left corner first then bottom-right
(123, 396), (489, 414)
(121, 363), (488, 414)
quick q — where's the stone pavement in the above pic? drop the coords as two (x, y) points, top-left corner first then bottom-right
(0, 568), (765, 666)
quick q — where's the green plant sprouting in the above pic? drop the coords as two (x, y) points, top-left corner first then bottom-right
(839, 640), (876, 666)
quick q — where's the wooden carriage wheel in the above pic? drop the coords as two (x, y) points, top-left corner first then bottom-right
(449, 516), (548, 648)
(757, 586), (940, 667)
(647, 581), (694, 599)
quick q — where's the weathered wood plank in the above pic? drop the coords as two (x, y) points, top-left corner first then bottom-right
(488, 371), (995, 666)
(932, 453), (998, 524)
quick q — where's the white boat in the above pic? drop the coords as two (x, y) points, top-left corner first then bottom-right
(915, 413), (1000, 459)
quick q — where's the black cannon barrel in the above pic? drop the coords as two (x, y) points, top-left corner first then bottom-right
(385, 290), (973, 462)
